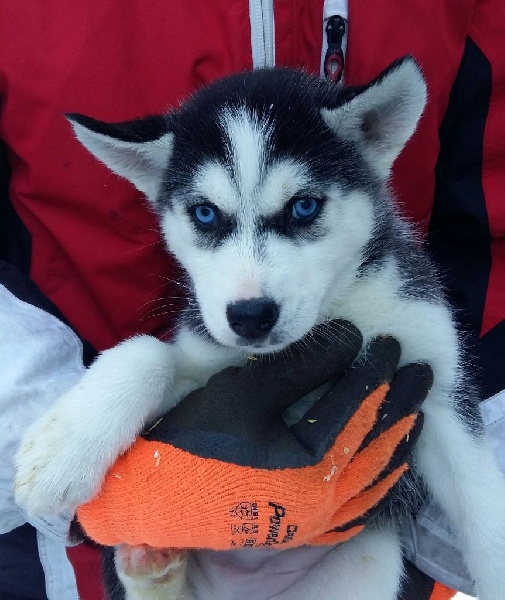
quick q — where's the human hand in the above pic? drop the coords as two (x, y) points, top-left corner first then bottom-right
(77, 320), (431, 550)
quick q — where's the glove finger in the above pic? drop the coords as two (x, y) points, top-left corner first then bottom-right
(311, 414), (422, 544)
(319, 463), (409, 533)
(369, 410), (424, 480)
(325, 414), (424, 531)
(290, 335), (401, 456)
(326, 411), (419, 513)
(358, 362), (432, 451)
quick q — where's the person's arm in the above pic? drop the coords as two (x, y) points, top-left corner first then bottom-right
(0, 141), (95, 599)
(0, 139), (96, 539)
(0, 266), (87, 538)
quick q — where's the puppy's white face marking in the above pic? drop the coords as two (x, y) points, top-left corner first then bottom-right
(260, 160), (311, 216)
(221, 107), (270, 204)
(161, 108), (374, 351)
(192, 162), (237, 214)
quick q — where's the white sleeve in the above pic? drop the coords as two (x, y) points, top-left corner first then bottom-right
(480, 389), (505, 473)
(401, 389), (505, 595)
(0, 283), (85, 541)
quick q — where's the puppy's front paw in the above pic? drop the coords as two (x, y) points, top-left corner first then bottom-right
(116, 544), (188, 599)
(14, 397), (107, 517)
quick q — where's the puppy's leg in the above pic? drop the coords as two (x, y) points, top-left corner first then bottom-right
(115, 545), (190, 600)
(15, 335), (179, 516)
(416, 394), (505, 600)
(272, 528), (403, 600)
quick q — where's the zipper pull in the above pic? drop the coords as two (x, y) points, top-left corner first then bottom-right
(324, 15), (346, 82)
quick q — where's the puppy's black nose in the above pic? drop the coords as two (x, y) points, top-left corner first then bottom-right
(227, 298), (279, 340)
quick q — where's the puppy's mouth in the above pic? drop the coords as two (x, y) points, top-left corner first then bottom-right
(233, 331), (286, 352)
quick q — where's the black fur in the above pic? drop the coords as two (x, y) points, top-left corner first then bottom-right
(159, 69), (380, 206)
(66, 113), (169, 144)
(102, 546), (126, 600)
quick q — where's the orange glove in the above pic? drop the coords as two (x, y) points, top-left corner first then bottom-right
(78, 322), (431, 550)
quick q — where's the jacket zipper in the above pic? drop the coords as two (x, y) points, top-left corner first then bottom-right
(323, 15), (346, 82)
(249, 0), (275, 68)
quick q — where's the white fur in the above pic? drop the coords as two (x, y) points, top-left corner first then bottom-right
(221, 106), (270, 201)
(260, 160), (311, 215)
(192, 161), (237, 215)
(15, 60), (505, 599)
(272, 528), (403, 600)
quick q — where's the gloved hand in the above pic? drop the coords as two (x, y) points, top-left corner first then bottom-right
(77, 320), (432, 550)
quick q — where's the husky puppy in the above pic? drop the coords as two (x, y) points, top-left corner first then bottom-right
(15, 58), (505, 600)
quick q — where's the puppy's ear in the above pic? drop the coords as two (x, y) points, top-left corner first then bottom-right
(321, 57), (427, 179)
(66, 113), (174, 203)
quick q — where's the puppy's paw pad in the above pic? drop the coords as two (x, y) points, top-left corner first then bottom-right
(116, 544), (187, 582)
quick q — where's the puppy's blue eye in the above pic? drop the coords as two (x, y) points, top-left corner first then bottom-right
(292, 198), (319, 220)
(193, 204), (216, 226)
